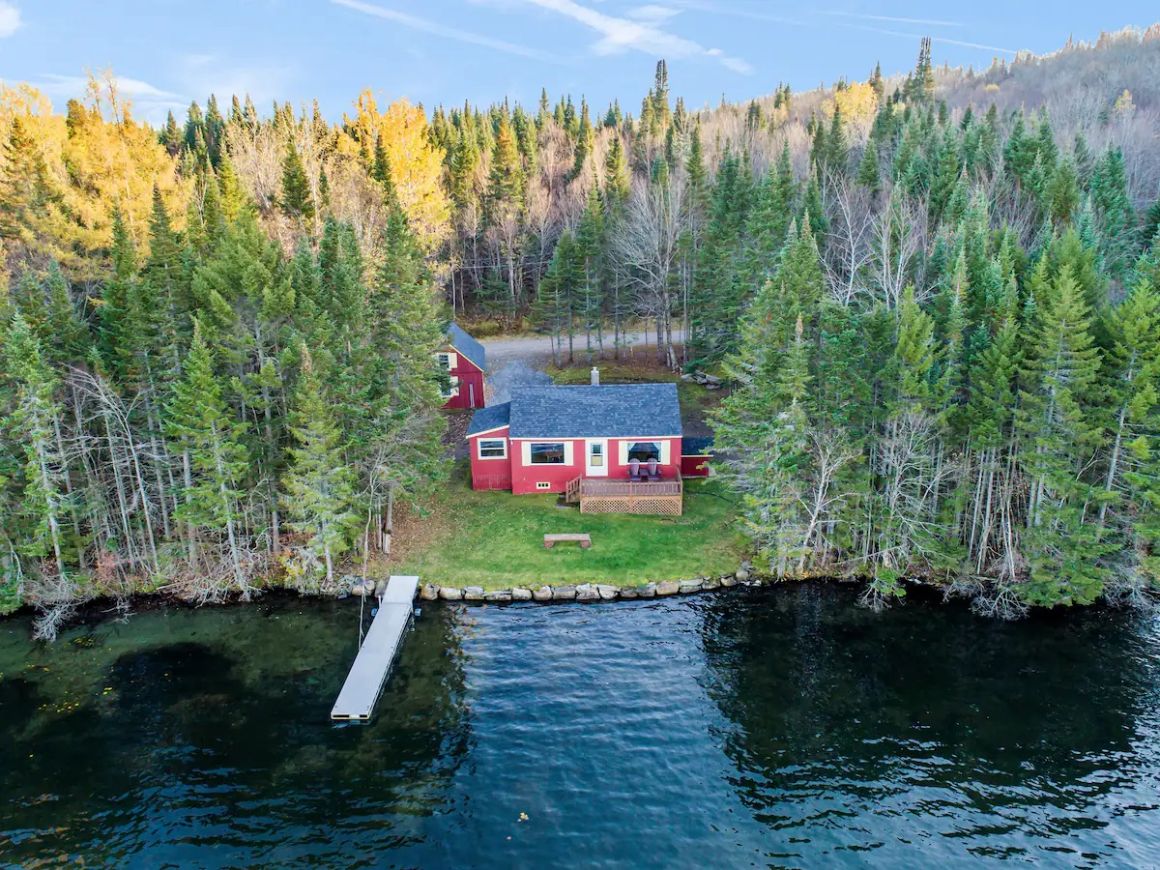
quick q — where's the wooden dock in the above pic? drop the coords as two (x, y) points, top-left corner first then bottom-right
(330, 575), (419, 722)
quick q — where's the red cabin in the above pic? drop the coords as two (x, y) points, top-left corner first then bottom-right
(437, 323), (487, 410)
(466, 381), (696, 514)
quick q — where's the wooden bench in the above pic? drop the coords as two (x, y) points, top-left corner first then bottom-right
(544, 533), (591, 549)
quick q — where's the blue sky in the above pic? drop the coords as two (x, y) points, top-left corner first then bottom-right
(0, 0), (1156, 124)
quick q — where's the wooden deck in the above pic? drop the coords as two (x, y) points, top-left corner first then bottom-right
(330, 575), (418, 722)
(566, 473), (683, 516)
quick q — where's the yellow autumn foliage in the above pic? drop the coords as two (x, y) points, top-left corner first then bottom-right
(339, 91), (450, 253)
(832, 81), (879, 126)
(0, 75), (188, 280)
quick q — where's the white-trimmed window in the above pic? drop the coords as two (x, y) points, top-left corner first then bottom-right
(529, 442), (566, 464)
(440, 375), (460, 399)
(478, 438), (507, 460)
(627, 441), (662, 463)
(436, 351), (457, 370)
(619, 440), (670, 464)
(536, 482), (552, 490)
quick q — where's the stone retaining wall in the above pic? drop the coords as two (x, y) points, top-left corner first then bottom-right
(414, 573), (750, 604)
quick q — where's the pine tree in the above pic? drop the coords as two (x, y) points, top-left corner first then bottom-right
(167, 321), (250, 589)
(857, 140), (880, 193)
(280, 141), (315, 221)
(2, 312), (70, 583)
(282, 347), (357, 585)
(1098, 273), (1160, 592)
(1018, 266), (1109, 605)
(603, 135), (630, 204)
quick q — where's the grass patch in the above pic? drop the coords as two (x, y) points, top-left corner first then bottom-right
(387, 464), (747, 589)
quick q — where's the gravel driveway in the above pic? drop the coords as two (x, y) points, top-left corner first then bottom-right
(481, 328), (686, 404)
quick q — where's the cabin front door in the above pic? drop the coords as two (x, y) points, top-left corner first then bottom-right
(585, 439), (608, 477)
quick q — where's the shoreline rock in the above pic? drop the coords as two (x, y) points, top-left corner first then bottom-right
(351, 573), (758, 609)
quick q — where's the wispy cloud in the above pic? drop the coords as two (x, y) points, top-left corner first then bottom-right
(30, 73), (187, 125)
(0, 1), (21, 38)
(626, 4), (680, 25)
(332, 0), (560, 63)
(664, 0), (808, 28)
(175, 54), (297, 108)
(838, 23), (1018, 55)
(526, 0), (752, 73)
(820, 10), (963, 28)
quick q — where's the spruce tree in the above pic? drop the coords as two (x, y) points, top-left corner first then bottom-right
(167, 321), (250, 590)
(1018, 266), (1109, 605)
(280, 141), (315, 221)
(282, 347), (357, 585)
(2, 312), (70, 581)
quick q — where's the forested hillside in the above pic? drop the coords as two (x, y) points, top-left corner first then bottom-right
(1, 26), (1160, 625)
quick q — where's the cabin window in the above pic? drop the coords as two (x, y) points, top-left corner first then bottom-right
(439, 375), (460, 399)
(529, 442), (566, 464)
(627, 441), (662, 463)
(436, 352), (456, 370)
(536, 482), (552, 490)
(478, 439), (507, 460)
(589, 442), (604, 467)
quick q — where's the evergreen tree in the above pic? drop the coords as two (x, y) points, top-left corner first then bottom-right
(167, 322), (251, 590)
(280, 141), (315, 221)
(282, 347), (358, 584)
(2, 312), (70, 580)
(1018, 266), (1109, 605)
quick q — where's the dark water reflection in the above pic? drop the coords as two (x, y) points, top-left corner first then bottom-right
(1, 585), (1158, 867)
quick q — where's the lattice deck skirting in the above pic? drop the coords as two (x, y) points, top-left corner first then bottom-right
(579, 494), (683, 516)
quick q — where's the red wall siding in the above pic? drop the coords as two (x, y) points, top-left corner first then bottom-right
(510, 439), (585, 494)
(606, 437), (682, 480)
(681, 454), (711, 478)
(440, 343), (487, 410)
(509, 436), (682, 495)
(443, 367), (485, 410)
(468, 426), (512, 490)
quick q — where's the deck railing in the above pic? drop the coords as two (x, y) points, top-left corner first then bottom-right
(578, 472), (683, 498)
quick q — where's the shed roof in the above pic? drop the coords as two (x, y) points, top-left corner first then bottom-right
(446, 323), (487, 371)
(509, 384), (682, 439)
(466, 402), (511, 436)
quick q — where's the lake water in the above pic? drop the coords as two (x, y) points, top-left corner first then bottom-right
(2, 585), (1159, 867)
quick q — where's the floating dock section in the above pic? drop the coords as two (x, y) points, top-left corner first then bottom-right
(330, 575), (419, 721)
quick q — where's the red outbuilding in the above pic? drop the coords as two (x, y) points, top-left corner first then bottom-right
(437, 323), (487, 410)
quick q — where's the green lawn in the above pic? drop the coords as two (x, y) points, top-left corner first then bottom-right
(388, 466), (747, 589)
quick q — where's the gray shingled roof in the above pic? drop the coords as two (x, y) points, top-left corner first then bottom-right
(447, 323), (487, 372)
(467, 402), (511, 436)
(509, 384), (682, 439)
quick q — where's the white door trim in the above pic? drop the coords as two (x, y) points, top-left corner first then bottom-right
(585, 438), (609, 477)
